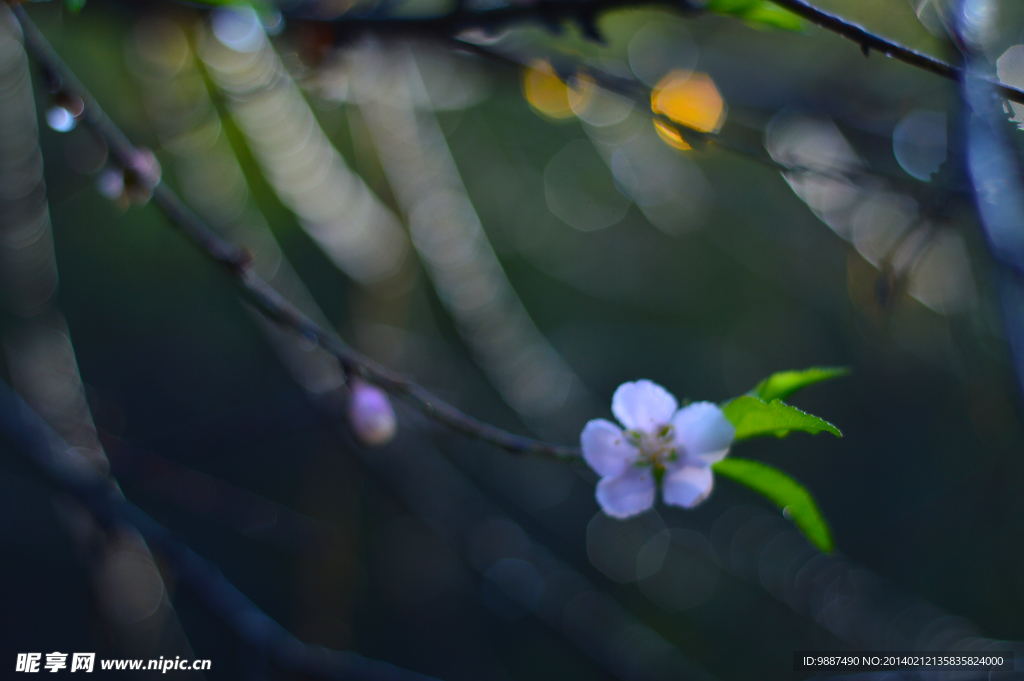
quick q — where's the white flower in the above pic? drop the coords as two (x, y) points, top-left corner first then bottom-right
(581, 380), (735, 519)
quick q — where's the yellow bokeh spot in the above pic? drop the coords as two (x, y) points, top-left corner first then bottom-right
(522, 60), (592, 121)
(651, 70), (726, 134)
(653, 120), (692, 151)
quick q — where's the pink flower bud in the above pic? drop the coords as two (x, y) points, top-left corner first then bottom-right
(348, 380), (397, 446)
(122, 148), (161, 205)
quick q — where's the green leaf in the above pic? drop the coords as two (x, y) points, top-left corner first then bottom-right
(705, 0), (762, 12)
(713, 457), (833, 552)
(705, 0), (803, 31)
(722, 395), (841, 440)
(737, 4), (804, 31)
(750, 366), (850, 403)
(65, 0), (87, 13)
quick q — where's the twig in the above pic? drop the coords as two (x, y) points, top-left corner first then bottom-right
(9, 2), (580, 461)
(767, 0), (1024, 104)
(287, 0), (1024, 105)
(290, 0), (700, 40)
(0, 379), (441, 681)
(301, 9), (971, 195)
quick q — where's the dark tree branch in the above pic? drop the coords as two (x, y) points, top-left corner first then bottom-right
(9, 2), (581, 461)
(0, 379), (441, 681)
(287, 0), (700, 38)
(767, 0), (1024, 106)
(769, 0), (959, 76)
(284, 0), (1024, 105)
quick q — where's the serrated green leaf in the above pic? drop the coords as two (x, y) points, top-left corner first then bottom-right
(65, 0), (87, 13)
(722, 395), (841, 440)
(751, 366), (850, 403)
(713, 457), (833, 552)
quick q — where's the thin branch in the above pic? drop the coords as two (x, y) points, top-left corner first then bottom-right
(767, 0), (1024, 104)
(0, 4), (204, 661)
(0, 379), (441, 681)
(8, 2), (580, 461)
(290, 0), (700, 38)
(309, 3), (976, 194)
(303, 0), (1024, 105)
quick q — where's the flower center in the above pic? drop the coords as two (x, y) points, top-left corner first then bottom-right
(627, 425), (678, 481)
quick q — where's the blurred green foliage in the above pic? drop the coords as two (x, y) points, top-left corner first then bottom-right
(706, 0), (803, 31)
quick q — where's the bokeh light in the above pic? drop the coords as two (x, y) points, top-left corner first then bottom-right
(569, 75), (633, 127)
(627, 18), (698, 88)
(651, 71), (726, 135)
(587, 509), (665, 584)
(45, 106), (76, 132)
(892, 109), (946, 181)
(636, 529), (719, 611)
(201, 14), (409, 285)
(653, 119), (692, 151)
(6, 2), (1024, 679)
(522, 59), (581, 120)
(544, 139), (631, 231)
(997, 45), (1024, 128)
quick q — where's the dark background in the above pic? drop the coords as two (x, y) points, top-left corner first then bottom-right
(2, 1), (1023, 679)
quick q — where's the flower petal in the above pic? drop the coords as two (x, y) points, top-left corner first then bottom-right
(671, 401), (735, 465)
(581, 419), (636, 478)
(611, 380), (679, 432)
(595, 466), (657, 519)
(662, 465), (714, 509)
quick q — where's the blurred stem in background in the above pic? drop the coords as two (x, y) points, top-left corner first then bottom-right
(0, 4), (199, 666)
(8, 1), (582, 459)
(955, 0), (1024, 406)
